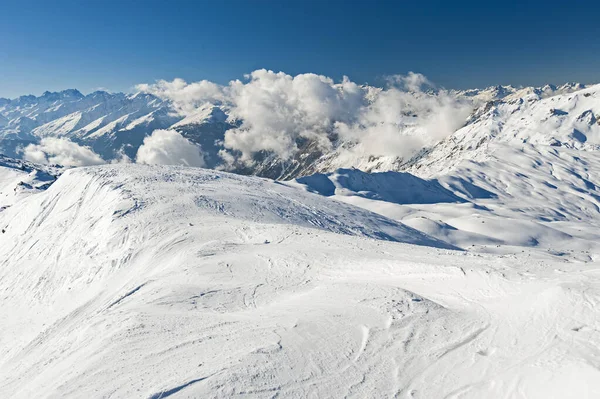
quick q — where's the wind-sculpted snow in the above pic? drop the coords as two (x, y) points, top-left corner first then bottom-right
(385, 87), (600, 256)
(1, 163), (599, 398)
(300, 143), (600, 259)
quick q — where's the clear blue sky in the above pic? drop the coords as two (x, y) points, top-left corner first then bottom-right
(1, 0), (599, 98)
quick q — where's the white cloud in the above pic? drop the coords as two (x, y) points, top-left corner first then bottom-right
(110, 148), (133, 164)
(386, 72), (433, 92)
(136, 78), (225, 115)
(136, 129), (205, 167)
(137, 70), (474, 164)
(23, 138), (105, 167)
(335, 86), (472, 159)
(223, 70), (365, 161)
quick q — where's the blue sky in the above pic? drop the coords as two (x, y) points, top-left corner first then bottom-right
(1, 0), (599, 98)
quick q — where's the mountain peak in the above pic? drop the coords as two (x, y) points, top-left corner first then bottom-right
(39, 89), (84, 102)
(60, 88), (84, 98)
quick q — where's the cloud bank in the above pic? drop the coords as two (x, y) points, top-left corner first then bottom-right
(135, 78), (225, 115)
(136, 129), (205, 167)
(18, 70), (474, 170)
(138, 69), (473, 163)
(23, 138), (105, 166)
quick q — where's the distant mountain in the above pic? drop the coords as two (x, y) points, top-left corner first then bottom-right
(0, 83), (595, 179)
(0, 89), (177, 160)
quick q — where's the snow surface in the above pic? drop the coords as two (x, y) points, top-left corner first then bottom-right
(290, 147), (600, 261)
(1, 163), (600, 398)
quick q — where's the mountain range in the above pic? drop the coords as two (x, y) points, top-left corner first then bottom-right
(1, 82), (593, 178)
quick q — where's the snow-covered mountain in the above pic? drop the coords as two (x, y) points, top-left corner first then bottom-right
(216, 81), (596, 179)
(2, 82), (599, 256)
(0, 90), (179, 160)
(295, 83), (599, 176)
(1, 82), (593, 178)
(281, 84), (600, 258)
(2, 80), (600, 397)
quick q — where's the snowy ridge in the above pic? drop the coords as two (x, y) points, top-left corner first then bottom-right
(6, 165), (453, 247)
(380, 85), (600, 254)
(0, 90), (177, 160)
(1, 163), (599, 397)
(280, 85), (600, 257)
(298, 84), (599, 177)
(453, 82), (586, 103)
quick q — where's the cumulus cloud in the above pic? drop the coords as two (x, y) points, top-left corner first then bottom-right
(135, 78), (225, 114)
(223, 70), (365, 161)
(110, 149), (133, 164)
(335, 86), (472, 159)
(136, 129), (205, 167)
(23, 138), (105, 166)
(137, 70), (474, 164)
(386, 72), (433, 92)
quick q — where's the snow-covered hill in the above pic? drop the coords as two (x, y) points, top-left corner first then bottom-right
(386, 85), (600, 254)
(1, 163), (599, 398)
(1, 82), (600, 397)
(290, 168), (463, 204)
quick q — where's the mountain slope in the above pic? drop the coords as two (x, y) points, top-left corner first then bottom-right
(1, 164), (599, 398)
(0, 90), (179, 160)
(287, 85), (600, 258)
(290, 168), (463, 204)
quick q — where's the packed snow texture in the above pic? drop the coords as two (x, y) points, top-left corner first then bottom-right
(1, 164), (599, 398)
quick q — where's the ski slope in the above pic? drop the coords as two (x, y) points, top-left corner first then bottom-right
(1, 164), (599, 398)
